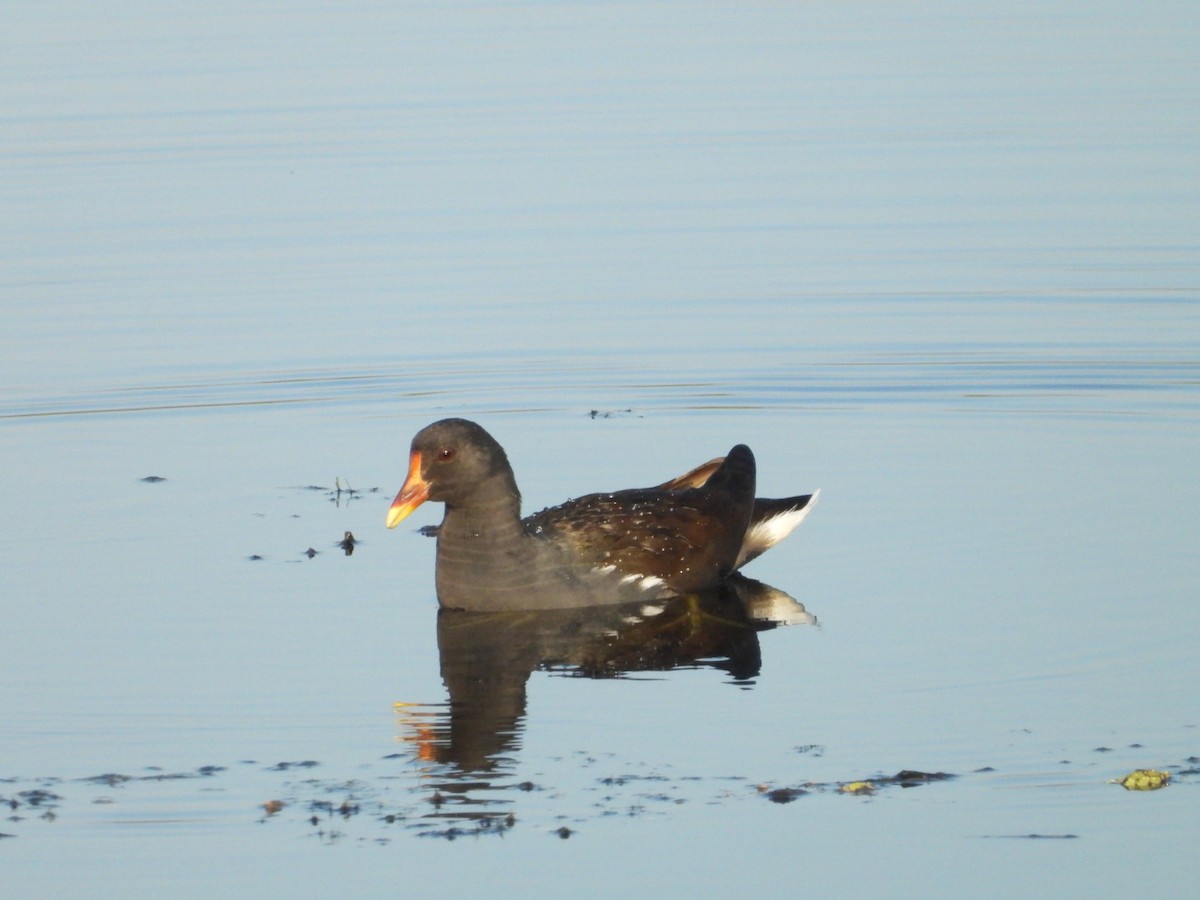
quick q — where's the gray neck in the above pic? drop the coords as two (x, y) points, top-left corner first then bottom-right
(435, 472), (539, 602)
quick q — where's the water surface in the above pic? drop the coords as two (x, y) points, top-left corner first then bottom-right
(2, 2), (1198, 897)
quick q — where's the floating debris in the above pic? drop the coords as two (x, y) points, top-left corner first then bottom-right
(879, 770), (955, 787)
(763, 787), (806, 804)
(288, 480), (378, 506)
(982, 833), (1079, 840)
(310, 799), (360, 819)
(839, 781), (875, 795)
(588, 409), (636, 419)
(266, 760), (320, 772)
(17, 789), (61, 806)
(262, 800), (285, 816)
(140, 475), (167, 483)
(1116, 769), (1170, 791)
(80, 774), (132, 787)
(756, 769), (954, 804)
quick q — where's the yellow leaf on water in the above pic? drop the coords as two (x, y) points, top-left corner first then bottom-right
(839, 781), (875, 795)
(1117, 769), (1170, 791)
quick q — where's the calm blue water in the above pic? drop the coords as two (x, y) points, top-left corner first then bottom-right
(3, 2), (1198, 897)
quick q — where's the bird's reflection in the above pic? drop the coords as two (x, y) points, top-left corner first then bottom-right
(392, 575), (815, 833)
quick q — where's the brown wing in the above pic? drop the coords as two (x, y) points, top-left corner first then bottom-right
(527, 489), (717, 587)
(655, 457), (725, 491)
(524, 446), (756, 592)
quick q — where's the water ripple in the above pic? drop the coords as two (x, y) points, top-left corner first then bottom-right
(4, 349), (1197, 422)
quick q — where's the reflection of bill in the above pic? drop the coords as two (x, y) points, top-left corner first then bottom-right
(392, 702), (444, 764)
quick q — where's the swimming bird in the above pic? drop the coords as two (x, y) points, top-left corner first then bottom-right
(386, 418), (817, 611)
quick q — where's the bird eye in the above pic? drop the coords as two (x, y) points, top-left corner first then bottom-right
(437, 447), (456, 462)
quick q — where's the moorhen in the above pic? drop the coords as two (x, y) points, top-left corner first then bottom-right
(386, 418), (818, 611)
